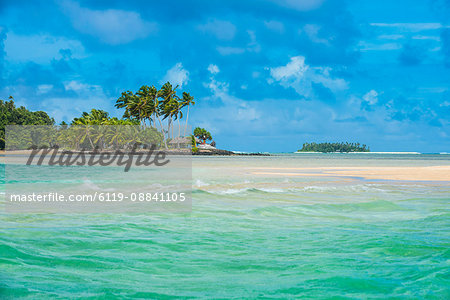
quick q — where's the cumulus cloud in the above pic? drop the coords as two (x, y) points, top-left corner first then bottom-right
(207, 64), (220, 74)
(270, 56), (309, 81)
(198, 19), (236, 40)
(60, 0), (157, 45)
(203, 76), (260, 123)
(269, 56), (348, 98)
(162, 63), (189, 88)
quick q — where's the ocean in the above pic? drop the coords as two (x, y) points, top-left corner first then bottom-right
(1, 154), (449, 298)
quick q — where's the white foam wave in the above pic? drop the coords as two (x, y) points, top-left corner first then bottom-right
(194, 179), (209, 187)
(81, 178), (115, 192)
(258, 188), (285, 193)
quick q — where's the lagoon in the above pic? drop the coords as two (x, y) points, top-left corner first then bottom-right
(1, 154), (449, 298)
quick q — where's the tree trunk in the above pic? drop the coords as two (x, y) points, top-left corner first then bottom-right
(168, 119), (171, 139)
(177, 118), (181, 148)
(184, 105), (189, 137)
(156, 114), (168, 149)
(87, 132), (95, 150)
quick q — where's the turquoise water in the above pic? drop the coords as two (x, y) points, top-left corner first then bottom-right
(1, 154), (450, 298)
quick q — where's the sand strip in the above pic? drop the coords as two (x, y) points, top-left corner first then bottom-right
(251, 166), (450, 182)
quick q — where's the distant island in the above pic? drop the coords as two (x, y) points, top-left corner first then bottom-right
(298, 142), (370, 153)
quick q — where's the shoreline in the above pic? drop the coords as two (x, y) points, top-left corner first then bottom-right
(294, 151), (422, 154)
(0, 149), (270, 156)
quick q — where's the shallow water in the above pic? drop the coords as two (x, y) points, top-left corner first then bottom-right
(1, 154), (449, 298)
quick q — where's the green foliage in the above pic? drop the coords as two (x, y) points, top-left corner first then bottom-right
(72, 109), (111, 125)
(189, 134), (199, 153)
(298, 142), (370, 153)
(114, 82), (196, 149)
(1, 81), (198, 151)
(193, 127), (212, 142)
(0, 98), (54, 149)
(7, 124), (164, 151)
(189, 134), (196, 146)
(65, 109), (162, 150)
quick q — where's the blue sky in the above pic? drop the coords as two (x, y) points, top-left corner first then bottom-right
(0, 0), (449, 152)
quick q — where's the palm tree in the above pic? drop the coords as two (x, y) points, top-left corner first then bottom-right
(115, 91), (134, 118)
(72, 117), (95, 149)
(148, 86), (168, 149)
(193, 127), (212, 144)
(71, 109), (109, 149)
(165, 99), (183, 147)
(136, 85), (156, 127)
(181, 92), (195, 137)
(159, 82), (179, 140)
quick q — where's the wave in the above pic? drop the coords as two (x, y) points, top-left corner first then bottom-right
(193, 187), (288, 195)
(194, 179), (209, 187)
(191, 183), (435, 196)
(80, 178), (115, 192)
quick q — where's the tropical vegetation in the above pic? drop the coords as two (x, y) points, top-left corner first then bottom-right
(193, 127), (212, 144)
(115, 82), (195, 149)
(1, 82), (197, 150)
(0, 97), (54, 149)
(298, 142), (370, 153)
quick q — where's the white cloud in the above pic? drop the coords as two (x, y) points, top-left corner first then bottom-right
(207, 64), (220, 74)
(247, 30), (261, 53)
(412, 35), (441, 41)
(64, 80), (102, 93)
(162, 63), (189, 88)
(217, 46), (245, 55)
(264, 20), (284, 33)
(60, 0), (157, 45)
(269, 55), (348, 97)
(270, 56), (309, 81)
(42, 96), (113, 122)
(5, 32), (85, 63)
(40, 80), (113, 121)
(216, 31), (260, 55)
(357, 41), (402, 51)
(370, 23), (443, 31)
(378, 34), (405, 40)
(271, 0), (324, 11)
(37, 84), (54, 95)
(204, 77), (229, 97)
(301, 24), (329, 44)
(198, 20), (236, 40)
(363, 90), (378, 105)
(202, 76), (260, 122)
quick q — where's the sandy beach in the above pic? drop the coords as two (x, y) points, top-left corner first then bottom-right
(251, 166), (450, 182)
